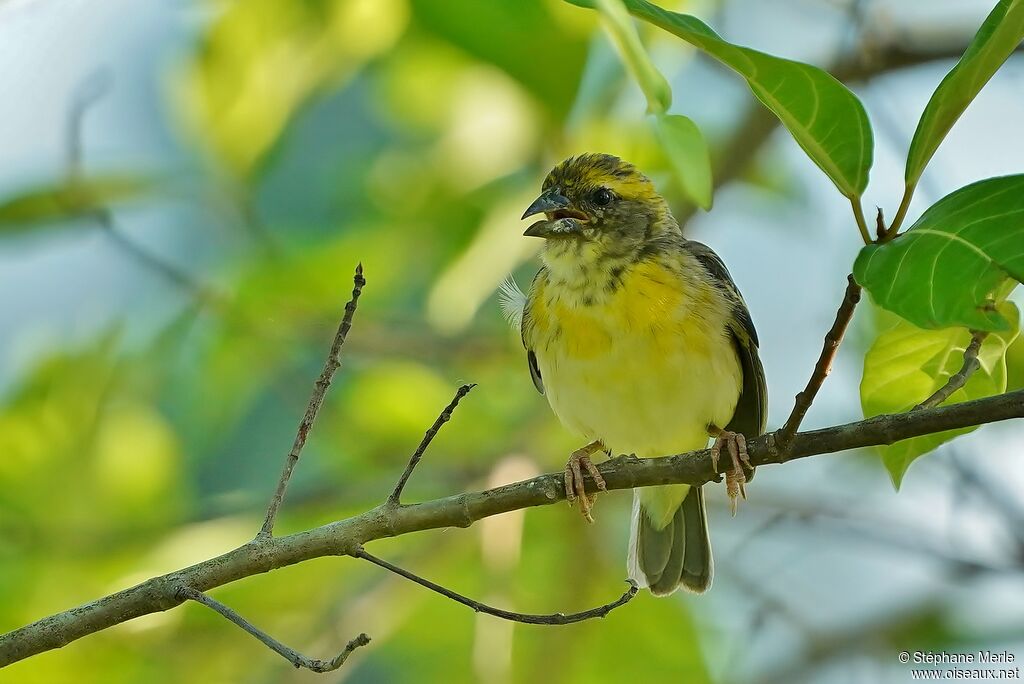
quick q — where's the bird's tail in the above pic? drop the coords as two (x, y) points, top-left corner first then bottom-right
(627, 485), (713, 595)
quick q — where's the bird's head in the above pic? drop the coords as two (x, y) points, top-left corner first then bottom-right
(521, 154), (677, 265)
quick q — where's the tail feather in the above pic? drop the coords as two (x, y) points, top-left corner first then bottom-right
(680, 486), (713, 591)
(628, 486), (712, 595)
(648, 504), (686, 595)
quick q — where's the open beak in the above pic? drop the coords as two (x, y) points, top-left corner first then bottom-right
(521, 191), (570, 220)
(521, 190), (589, 239)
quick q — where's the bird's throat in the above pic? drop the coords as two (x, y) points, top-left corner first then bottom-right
(540, 241), (636, 304)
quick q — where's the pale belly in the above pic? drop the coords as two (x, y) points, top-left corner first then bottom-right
(536, 323), (742, 459)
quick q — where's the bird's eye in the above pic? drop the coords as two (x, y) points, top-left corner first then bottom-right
(593, 188), (614, 206)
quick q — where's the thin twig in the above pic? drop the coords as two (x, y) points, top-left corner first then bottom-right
(725, 567), (812, 635)
(62, 73), (223, 305)
(65, 70), (111, 179)
(177, 586), (369, 673)
(94, 209), (222, 303)
(913, 331), (988, 410)
(948, 452), (1024, 559)
(776, 274), (862, 447)
(259, 264), (366, 538)
(354, 548), (637, 624)
(389, 383), (476, 505)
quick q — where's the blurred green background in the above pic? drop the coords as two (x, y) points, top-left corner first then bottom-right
(1, 1), (1023, 682)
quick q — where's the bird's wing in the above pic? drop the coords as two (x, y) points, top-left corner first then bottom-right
(526, 350), (544, 395)
(521, 269), (546, 395)
(687, 241), (767, 438)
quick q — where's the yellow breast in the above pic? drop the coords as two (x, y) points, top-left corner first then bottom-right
(525, 258), (742, 458)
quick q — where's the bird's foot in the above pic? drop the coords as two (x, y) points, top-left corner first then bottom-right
(564, 441), (607, 523)
(710, 429), (751, 516)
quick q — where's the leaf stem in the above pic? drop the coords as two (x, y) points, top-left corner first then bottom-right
(884, 183), (915, 240)
(850, 198), (871, 245)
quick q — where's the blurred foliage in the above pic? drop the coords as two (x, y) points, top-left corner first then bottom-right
(0, 175), (155, 232)
(2, 0), (1024, 682)
(178, 0), (411, 176)
(654, 113), (713, 209)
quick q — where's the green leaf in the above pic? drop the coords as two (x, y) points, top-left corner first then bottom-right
(566, 0), (873, 198)
(854, 175), (1024, 332)
(861, 302), (1019, 488)
(596, 0), (672, 114)
(652, 114), (712, 210)
(0, 175), (155, 234)
(905, 0), (1024, 187)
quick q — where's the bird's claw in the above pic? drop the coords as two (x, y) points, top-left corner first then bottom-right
(710, 430), (751, 516)
(564, 442), (607, 523)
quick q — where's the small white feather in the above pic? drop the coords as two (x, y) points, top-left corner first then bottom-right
(498, 275), (527, 331)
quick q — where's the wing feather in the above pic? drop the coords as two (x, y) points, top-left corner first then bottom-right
(521, 269), (547, 395)
(687, 241), (768, 438)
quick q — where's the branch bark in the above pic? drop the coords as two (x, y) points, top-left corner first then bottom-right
(2, 388), (1022, 668)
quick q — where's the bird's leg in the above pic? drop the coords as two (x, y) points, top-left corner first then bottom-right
(708, 424), (751, 516)
(564, 440), (608, 523)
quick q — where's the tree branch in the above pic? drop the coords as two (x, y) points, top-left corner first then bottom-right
(354, 548), (637, 624)
(177, 587), (370, 673)
(3, 388), (1022, 667)
(259, 264), (365, 538)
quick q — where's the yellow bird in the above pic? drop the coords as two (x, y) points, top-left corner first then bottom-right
(505, 153), (767, 595)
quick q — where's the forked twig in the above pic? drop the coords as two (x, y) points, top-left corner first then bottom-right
(259, 264), (366, 537)
(177, 586), (369, 673)
(354, 548), (637, 624)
